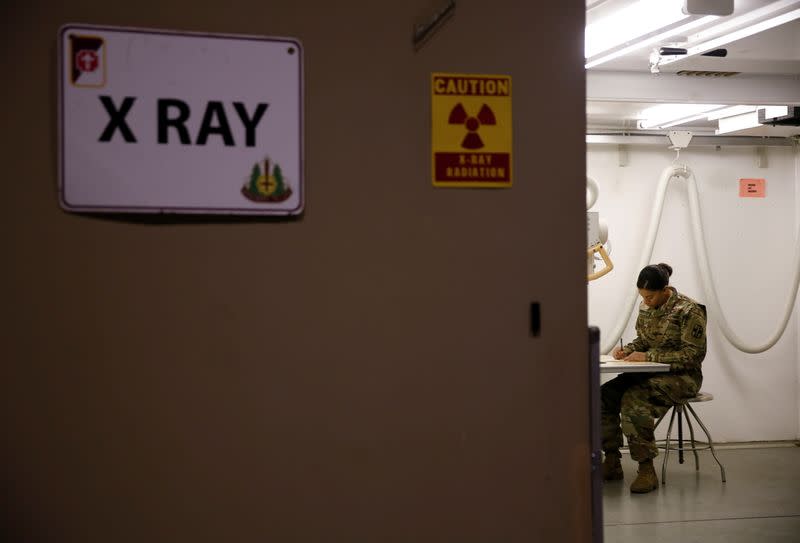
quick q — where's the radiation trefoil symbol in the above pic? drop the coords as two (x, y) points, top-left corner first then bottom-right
(242, 158), (293, 202)
(448, 103), (497, 149)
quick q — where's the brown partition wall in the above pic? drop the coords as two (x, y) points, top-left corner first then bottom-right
(1, 1), (588, 541)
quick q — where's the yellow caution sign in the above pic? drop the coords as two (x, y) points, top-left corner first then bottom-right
(431, 72), (512, 188)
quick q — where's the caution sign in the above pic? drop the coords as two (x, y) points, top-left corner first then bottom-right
(431, 73), (512, 188)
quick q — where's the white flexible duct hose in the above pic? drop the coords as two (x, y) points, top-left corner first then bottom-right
(587, 175), (599, 210)
(685, 165), (800, 353)
(601, 162), (800, 354)
(601, 164), (676, 353)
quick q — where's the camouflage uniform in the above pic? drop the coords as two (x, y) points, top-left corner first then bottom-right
(601, 287), (707, 461)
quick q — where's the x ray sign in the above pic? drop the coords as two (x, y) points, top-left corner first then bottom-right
(431, 73), (512, 188)
(58, 24), (304, 215)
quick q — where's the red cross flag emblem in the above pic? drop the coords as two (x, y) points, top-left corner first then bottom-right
(76, 50), (99, 72)
(69, 35), (106, 88)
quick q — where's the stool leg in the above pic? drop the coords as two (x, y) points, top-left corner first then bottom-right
(683, 409), (700, 471)
(677, 405), (684, 464)
(662, 406), (678, 485)
(654, 410), (668, 430)
(685, 403), (727, 483)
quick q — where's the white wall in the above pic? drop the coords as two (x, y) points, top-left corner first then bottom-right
(589, 142), (800, 443)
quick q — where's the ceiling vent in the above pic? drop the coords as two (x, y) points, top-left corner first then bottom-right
(676, 70), (741, 77)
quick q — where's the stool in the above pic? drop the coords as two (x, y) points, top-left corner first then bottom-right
(654, 391), (727, 484)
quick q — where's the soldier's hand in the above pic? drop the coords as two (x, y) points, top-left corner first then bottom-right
(612, 347), (625, 360)
(623, 351), (647, 362)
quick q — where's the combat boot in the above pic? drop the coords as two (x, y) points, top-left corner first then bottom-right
(630, 459), (658, 493)
(602, 451), (623, 481)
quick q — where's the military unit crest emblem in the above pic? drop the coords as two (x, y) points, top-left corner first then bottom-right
(242, 158), (293, 203)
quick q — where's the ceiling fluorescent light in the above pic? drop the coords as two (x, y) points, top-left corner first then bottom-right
(716, 111), (762, 134)
(657, 112), (717, 128)
(586, 16), (715, 69)
(639, 104), (793, 133)
(705, 105), (757, 121)
(586, 0), (614, 11)
(715, 106), (792, 134)
(660, 5), (800, 66)
(763, 105), (790, 119)
(638, 103), (725, 129)
(585, 0), (689, 58)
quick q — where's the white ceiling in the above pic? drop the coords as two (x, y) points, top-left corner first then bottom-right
(585, 0), (800, 137)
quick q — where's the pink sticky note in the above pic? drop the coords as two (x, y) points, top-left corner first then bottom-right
(739, 178), (766, 198)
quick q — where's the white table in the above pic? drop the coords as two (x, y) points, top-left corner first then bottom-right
(599, 355), (670, 374)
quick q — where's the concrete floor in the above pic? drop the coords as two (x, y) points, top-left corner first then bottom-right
(602, 444), (800, 543)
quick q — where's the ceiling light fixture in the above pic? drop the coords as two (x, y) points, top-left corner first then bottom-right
(704, 105), (758, 121)
(658, 1), (800, 67)
(637, 103), (726, 129)
(637, 104), (794, 133)
(585, 0), (690, 58)
(586, 16), (715, 69)
(586, 0), (800, 70)
(716, 106), (793, 135)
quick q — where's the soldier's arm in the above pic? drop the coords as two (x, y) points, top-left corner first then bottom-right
(648, 306), (706, 371)
(622, 314), (650, 355)
(624, 337), (650, 356)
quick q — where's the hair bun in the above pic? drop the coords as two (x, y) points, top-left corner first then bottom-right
(657, 263), (673, 277)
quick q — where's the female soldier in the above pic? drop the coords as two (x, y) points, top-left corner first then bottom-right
(601, 263), (707, 493)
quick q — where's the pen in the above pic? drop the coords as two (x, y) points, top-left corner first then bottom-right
(619, 337), (623, 351)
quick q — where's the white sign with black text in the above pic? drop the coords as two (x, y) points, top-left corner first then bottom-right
(59, 24), (304, 215)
